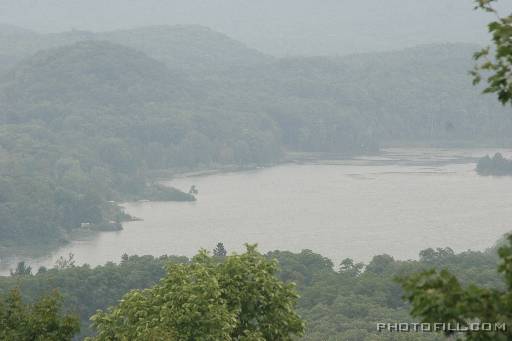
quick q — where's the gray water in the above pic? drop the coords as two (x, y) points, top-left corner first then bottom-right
(2, 148), (512, 274)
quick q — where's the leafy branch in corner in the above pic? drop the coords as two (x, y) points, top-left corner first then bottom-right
(472, 0), (512, 105)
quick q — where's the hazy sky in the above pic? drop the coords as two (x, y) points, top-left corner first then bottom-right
(0, 0), (509, 56)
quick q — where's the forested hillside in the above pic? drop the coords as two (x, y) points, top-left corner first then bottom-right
(1, 25), (510, 148)
(0, 245), (501, 340)
(3, 25), (507, 147)
(0, 24), (511, 255)
(204, 43), (512, 148)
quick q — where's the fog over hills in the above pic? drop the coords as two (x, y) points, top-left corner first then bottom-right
(0, 24), (510, 150)
(1, 40), (187, 109)
(0, 24), (271, 75)
(1, 22), (511, 252)
(1, 0), (510, 56)
(3, 2), (512, 340)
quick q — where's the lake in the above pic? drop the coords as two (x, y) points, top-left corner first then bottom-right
(2, 148), (512, 274)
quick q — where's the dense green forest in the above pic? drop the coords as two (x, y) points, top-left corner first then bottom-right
(0, 243), (502, 340)
(1, 25), (511, 148)
(0, 24), (511, 252)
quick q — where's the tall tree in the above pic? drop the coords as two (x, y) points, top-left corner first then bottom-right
(213, 242), (228, 257)
(10, 261), (32, 276)
(88, 245), (304, 340)
(0, 288), (80, 340)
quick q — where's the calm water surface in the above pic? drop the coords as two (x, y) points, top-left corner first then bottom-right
(2, 148), (512, 274)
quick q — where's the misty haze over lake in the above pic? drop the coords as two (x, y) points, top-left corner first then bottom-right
(2, 148), (511, 274)
(3, 1), (512, 339)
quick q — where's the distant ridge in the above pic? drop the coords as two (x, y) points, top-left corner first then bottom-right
(1, 40), (186, 113)
(0, 0), (510, 56)
(0, 24), (272, 74)
(0, 23), (510, 148)
(97, 25), (272, 70)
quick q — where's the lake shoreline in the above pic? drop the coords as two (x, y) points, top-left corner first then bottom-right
(152, 150), (385, 183)
(2, 146), (512, 275)
(153, 146), (509, 184)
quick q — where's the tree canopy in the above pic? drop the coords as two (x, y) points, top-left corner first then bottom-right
(0, 244), (502, 340)
(400, 236), (512, 340)
(0, 288), (79, 341)
(87, 246), (305, 341)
